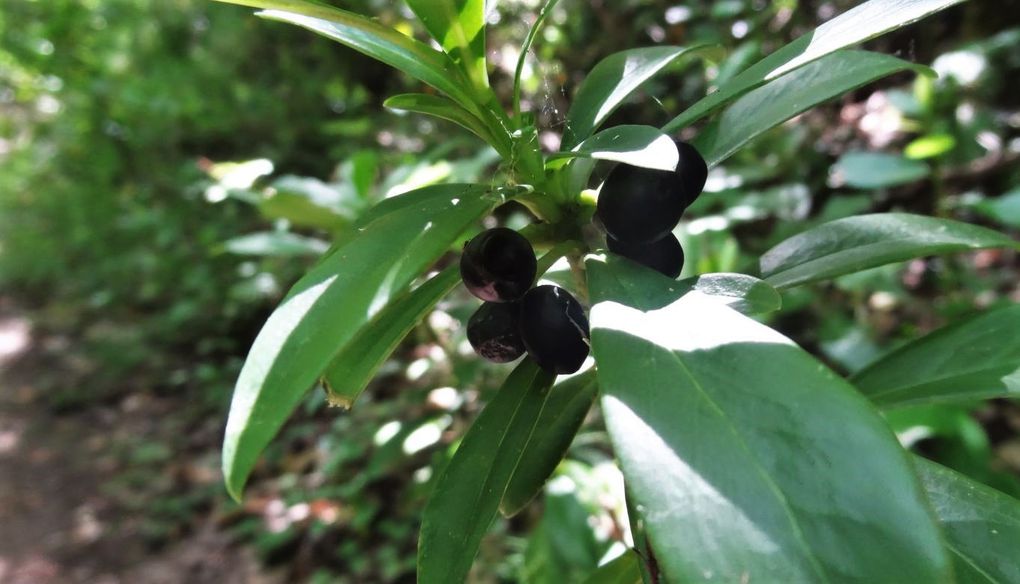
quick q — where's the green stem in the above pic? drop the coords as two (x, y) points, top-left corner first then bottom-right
(513, 0), (564, 120)
(535, 240), (582, 276)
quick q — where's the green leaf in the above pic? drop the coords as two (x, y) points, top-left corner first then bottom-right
(212, 1), (484, 119)
(586, 255), (952, 583)
(222, 231), (329, 257)
(851, 304), (1020, 408)
(500, 369), (598, 517)
(760, 213), (1018, 289)
(693, 50), (931, 167)
(905, 133), (956, 159)
(321, 266), (461, 409)
(974, 188), (1020, 228)
(915, 458), (1020, 584)
(562, 45), (716, 150)
(223, 183), (499, 500)
(405, 0), (487, 90)
(832, 151), (931, 189)
(384, 93), (510, 155)
(551, 125), (679, 172)
(581, 551), (642, 584)
(663, 0), (965, 132)
(418, 359), (556, 584)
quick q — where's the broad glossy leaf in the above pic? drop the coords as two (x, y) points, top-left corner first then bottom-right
(582, 550), (642, 584)
(212, 1), (481, 116)
(693, 50), (930, 167)
(586, 255), (951, 583)
(223, 184), (498, 500)
(916, 458), (1020, 584)
(418, 360), (555, 584)
(663, 0), (965, 131)
(223, 231), (329, 257)
(760, 213), (1018, 289)
(562, 45), (716, 149)
(852, 304), (1020, 408)
(405, 0), (487, 89)
(553, 125), (679, 172)
(501, 369), (598, 517)
(321, 266), (460, 409)
(384, 93), (509, 155)
(832, 151), (931, 189)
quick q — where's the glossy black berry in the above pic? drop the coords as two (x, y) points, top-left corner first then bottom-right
(460, 228), (537, 302)
(607, 233), (685, 278)
(596, 141), (707, 244)
(519, 285), (590, 374)
(467, 302), (526, 363)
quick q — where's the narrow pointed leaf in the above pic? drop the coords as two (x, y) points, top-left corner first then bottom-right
(663, 0), (965, 132)
(418, 359), (556, 584)
(212, 0), (481, 116)
(500, 369), (598, 517)
(852, 304), (1020, 408)
(586, 255), (951, 583)
(693, 50), (931, 167)
(562, 45), (717, 149)
(760, 213), (1018, 289)
(916, 458), (1020, 584)
(581, 550), (642, 584)
(553, 125), (679, 171)
(405, 0), (488, 89)
(223, 184), (499, 500)
(384, 93), (509, 155)
(321, 266), (461, 409)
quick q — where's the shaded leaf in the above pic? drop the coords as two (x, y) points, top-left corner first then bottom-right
(223, 231), (329, 257)
(418, 360), (555, 584)
(384, 93), (509, 155)
(852, 304), (1020, 408)
(832, 151), (931, 189)
(760, 213), (1018, 289)
(581, 550), (642, 584)
(586, 255), (951, 583)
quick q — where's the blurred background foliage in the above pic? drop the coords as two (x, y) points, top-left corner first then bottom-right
(1, 0), (1019, 582)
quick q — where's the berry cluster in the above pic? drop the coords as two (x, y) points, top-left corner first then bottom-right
(461, 228), (590, 374)
(597, 140), (707, 278)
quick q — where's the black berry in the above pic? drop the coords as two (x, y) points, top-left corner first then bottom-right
(460, 228), (537, 302)
(467, 302), (526, 363)
(607, 234), (685, 278)
(519, 285), (590, 374)
(675, 140), (708, 207)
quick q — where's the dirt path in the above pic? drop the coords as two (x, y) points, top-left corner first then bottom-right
(0, 310), (277, 584)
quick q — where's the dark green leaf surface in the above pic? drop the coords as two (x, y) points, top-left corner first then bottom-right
(562, 45), (716, 149)
(760, 213), (1018, 289)
(581, 551), (642, 584)
(832, 151), (931, 189)
(916, 458), (1020, 584)
(500, 369), (598, 517)
(405, 0), (488, 89)
(852, 304), (1020, 408)
(418, 360), (555, 584)
(223, 184), (497, 500)
(384, 93), (509, 155)
(586, 255), (951, 583)
(693, 50), (930, 167)
(554, 125), (679, 172)
(321, 266), (461, 409)
(663, 0), (965, 132)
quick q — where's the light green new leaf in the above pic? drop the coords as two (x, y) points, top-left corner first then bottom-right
(586, 255), (951, 583)
(581, 551), (642, 584)
(500, 369), (598, 517)
(551, 125), (679, 172)
(693, 50), (931, 167)
(760, 213), (1018, 289)
(223, 184), (499, 500)
(321, 266), (461, 409)
(852, 304), (1020, 408)
(212, 0), (482, 117)
(663, 0), (965, 132)
(384, 93), (510, 156)
(562, 45), (717, 149)
(418, 360), (555, 584)
(916, 458), (1020, 584)
(405, 0), (488, 90)
(832, 151), (931, 189)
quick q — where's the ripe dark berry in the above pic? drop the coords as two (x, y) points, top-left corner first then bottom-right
(519, 285), (590, 374)
(596, 140), (707, 244)
(607, 234), (685, 278)
(467, 302), (526, 363)
(460, 228), (537, 302)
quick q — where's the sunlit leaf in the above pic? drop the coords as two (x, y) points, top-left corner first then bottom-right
(552, 125), (679, 172)
(223, 231), (330, 257)
(405, 0), (488, 89)
(385, 93), (510, 155)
